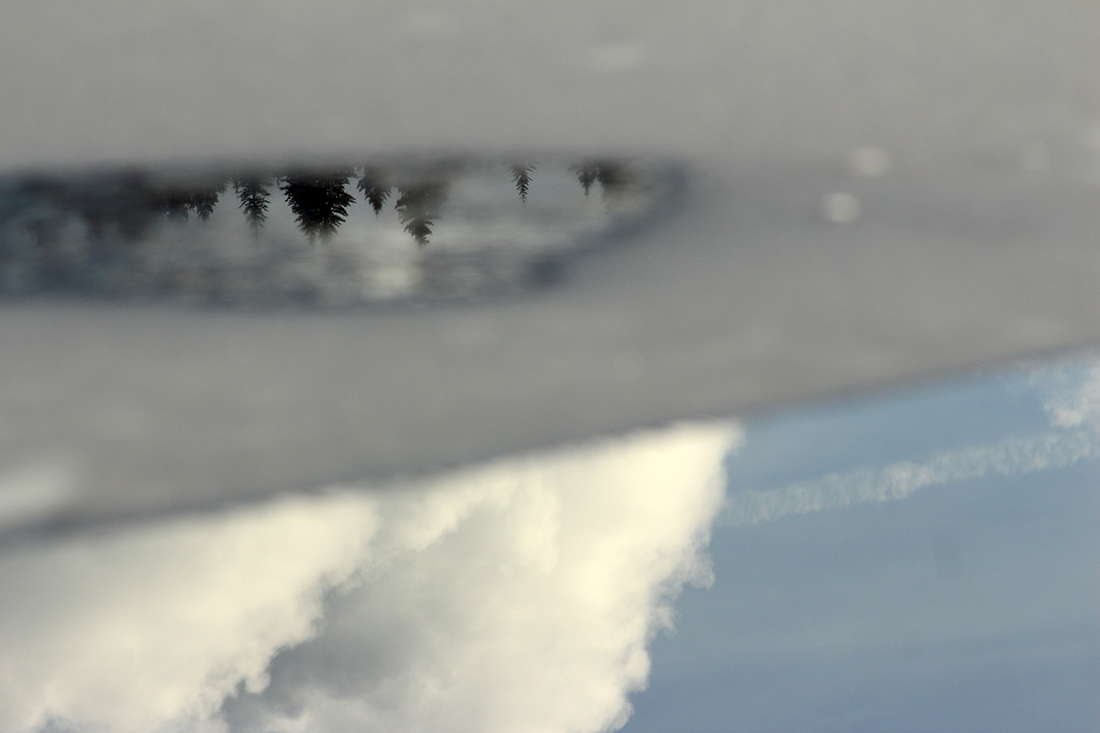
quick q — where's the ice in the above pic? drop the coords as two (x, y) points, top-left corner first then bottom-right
(2, 1), (1100, 535)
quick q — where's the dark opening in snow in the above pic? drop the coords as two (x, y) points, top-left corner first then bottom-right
(0, 157), (682, 307)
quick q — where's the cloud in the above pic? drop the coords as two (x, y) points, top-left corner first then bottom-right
(0, 492), (380, 733)
(0, 421), (740, 733)
(1035, 358), (1100, 430)
(721, 356), (1100, 528)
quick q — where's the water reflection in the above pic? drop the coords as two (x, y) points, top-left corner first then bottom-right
(0, 158), (676, 306)
(232, 174), (274, 233)
(625, 356), (1100, 733)
(279, 170), (356, 242)
(508, 162), (536, 203)
(394, 180), (447, 246)
(356, 168), (390, 216)
(4, 352), (1099, 732)
(0, 422), (739, 733)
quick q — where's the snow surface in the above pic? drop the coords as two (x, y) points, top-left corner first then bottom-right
(2, 0), (1100, 535)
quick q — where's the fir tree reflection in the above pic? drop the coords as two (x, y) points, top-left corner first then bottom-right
(232, 175), (273, 233)
(357, 168), (391, 216)
(595, 163), (627, 197)
(159, 190), (193, 221)
(1, 157), (654, 300)
(155, 180), (226, 222)
(508, 163), (536, 203)
(570, 162), (628, 199)
(279, 171), (355, 241)
(395, 182), (447, 246)
(570, 163), (598, 197)
(190, 181), (226, 221)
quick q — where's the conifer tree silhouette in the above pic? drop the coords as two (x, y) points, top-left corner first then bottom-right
(395, 182), (447, 246)
(279, 170), (355, 242)
(508, 163), (536, 203)
(232, 175), (273, 233)
(570, 162), (599, 196)
(357, 168), (391, 216)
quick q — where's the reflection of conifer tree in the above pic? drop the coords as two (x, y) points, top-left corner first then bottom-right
(570, 162), (599, 196)
(159, 190), (193, 220)
(508, 163), (535, 203)
(279, 170), (355, 241)
(154, 179), (225, 222)
(357, 168), (391, 216)
(232, 175), (272, 232)
(595, 163), (628, 198)
(189, 180), (226, 221)
(395, 182), (447, 246)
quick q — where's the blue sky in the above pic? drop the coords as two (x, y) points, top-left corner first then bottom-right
(624, 358), (1100, 733)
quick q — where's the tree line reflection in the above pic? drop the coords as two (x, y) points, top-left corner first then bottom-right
(3, 160), (636, 249)
(0, 157), (670, 304)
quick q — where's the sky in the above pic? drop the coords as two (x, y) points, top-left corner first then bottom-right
(0, 421), (738, 733)
(625, 355), (1100, 733)
(2, 355), (1099, 732)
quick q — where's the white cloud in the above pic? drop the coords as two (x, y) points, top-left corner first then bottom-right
(722, 356), (1100, 528)
(721, 430), (1098, 527)
(0, 421), (740, 733)
(1036, 359), (1100, 430)
(0, 492), (381, 733)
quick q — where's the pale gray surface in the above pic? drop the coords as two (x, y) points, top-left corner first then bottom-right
(2, 1), (1100, 534)
(2, 2), (1097, 170)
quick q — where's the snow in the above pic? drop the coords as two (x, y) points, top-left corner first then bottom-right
(2, 0), (1100, 535)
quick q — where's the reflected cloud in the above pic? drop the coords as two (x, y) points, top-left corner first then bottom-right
(1036, 358), (1100, 430)
(634, 358), (1100, 733)
(0, 421), (740, 733)
(721, 356), (1100, 527)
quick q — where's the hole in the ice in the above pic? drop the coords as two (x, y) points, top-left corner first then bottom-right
(0, 157), (682, 307)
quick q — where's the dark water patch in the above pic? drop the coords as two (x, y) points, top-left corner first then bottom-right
(0, 157), (682, 307)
